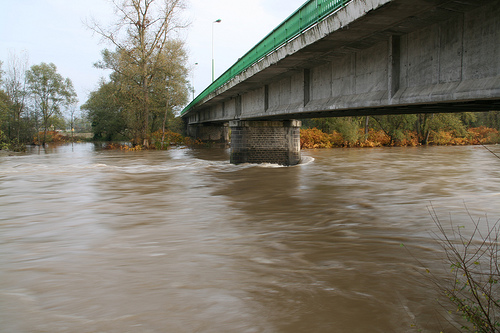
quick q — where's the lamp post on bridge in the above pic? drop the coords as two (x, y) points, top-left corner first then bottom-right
(212, 19), (221, 83)
(192, 62), (198, 100)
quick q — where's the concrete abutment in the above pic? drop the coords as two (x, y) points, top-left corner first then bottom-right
(186, 123), (230, 144)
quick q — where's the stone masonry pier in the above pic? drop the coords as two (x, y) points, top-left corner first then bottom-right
(229, 120), (301, 165)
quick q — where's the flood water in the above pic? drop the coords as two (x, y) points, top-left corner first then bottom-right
(1, 143), (499, 332)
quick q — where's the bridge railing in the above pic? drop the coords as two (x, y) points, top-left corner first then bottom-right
(181, 0), (351, 116)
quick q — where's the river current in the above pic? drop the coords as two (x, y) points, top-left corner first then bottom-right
(1, 143), (499, 332)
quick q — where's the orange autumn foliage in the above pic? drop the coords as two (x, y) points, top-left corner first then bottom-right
(468, 126), (500, 144)
(301, 127), (500, 149)
(34, 131), (70, 144)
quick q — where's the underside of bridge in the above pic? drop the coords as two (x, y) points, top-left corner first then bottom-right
(183, 0), (500, 165)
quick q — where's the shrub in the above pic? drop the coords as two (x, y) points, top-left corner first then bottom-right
(428, 206), (500, 332)
(150, 129), (186, 149)
(468, 127), (500, 145)
(33, 131), (66, 144)
(364, 129), (391, 147)
(430, 131), (470, 145)
(300, 128), (334, 148)
(335, 118), (361, 146)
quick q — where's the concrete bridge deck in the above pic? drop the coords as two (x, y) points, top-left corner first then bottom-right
(182, 0), (500, 165)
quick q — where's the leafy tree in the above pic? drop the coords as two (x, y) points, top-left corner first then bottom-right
(88, 0), (189, 147)
(415, 113), (434, 145)
(302, 117), (337, 133)
(0, 62), (12, 149)
(402, 113), (473, 145)
(26, 63), (77, 145)
(0, 89), (11, 149)
(335, 117), (363, 146)
(474, 111), (500, 130)
(150, 39), (189, 146)
(370, 114), (417, 144)
(302, 117), (363, 146)
(72, 115), (92, 133)
(81, 80), (128, 141)
(84, 41), (189, 144)
(424, 113), (469, 143)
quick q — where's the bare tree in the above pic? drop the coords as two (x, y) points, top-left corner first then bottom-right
(409, 205), (500, 332)
(4, 51), (29, 142)
(432, 208), (500, 332)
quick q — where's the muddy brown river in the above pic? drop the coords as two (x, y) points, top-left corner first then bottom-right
(1, 143), (499, 332)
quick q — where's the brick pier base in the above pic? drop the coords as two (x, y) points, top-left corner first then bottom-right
(229, 120), (301, 166)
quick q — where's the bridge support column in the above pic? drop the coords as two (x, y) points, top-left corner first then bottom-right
(229, 120), (301, 166)
(187, 123), (229, 144)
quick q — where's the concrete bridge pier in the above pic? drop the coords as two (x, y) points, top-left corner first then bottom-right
(229, 120), (301, 166)
(186, 123), (230, 144)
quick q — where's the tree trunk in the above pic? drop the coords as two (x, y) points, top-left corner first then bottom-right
(424, 129), (431, 145)
(142, 66), (150, 148)
(161, 92), (169, 149)
(42, 104), (47, 146)
(421, 114), (434, 145)
(42, 127), (47, 146)
(364, 116), (369, 140)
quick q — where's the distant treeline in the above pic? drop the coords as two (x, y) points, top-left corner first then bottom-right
(0, 58), (85, 151)
(1, 0), (191, 151)
(300, 112), (500, 148)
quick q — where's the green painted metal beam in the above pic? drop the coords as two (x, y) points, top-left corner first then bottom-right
(181, 0), (351, 116)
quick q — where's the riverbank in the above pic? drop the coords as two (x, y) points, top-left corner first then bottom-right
(0, 150), (19, 157)
(32, 131), (93, 144)
(6, 127), (498, 152)
(300, 126), (500, 149)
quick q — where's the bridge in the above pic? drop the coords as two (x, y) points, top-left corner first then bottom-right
(182, 0), (500, 165)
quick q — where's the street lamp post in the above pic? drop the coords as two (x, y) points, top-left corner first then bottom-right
(212, 19), (221, 82)
(192, 62), (198, 100)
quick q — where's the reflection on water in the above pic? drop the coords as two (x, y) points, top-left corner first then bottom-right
(1, 143), (499, 332)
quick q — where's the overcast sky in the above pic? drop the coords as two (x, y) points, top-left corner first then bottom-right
(0, 0), (306, 108)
